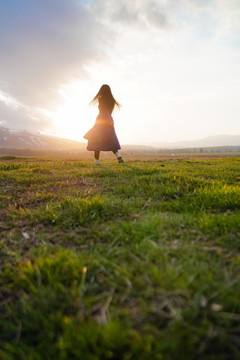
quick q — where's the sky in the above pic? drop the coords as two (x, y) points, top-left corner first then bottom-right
(0, 0), (240, 145)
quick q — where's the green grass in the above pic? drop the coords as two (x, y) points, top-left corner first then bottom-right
(0, 157), (240, 359)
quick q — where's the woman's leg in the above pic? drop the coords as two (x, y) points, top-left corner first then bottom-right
(94, 151), (100, 160)
(94, 151), (100, 164)
(113, 151), (124, 163)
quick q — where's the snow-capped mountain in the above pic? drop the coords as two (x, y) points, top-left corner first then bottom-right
(0, 127), (84, 150)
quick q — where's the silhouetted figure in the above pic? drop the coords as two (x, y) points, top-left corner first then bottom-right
(83, 84), (124, 164)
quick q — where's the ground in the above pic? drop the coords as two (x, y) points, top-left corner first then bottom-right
(0, 155), (240, 359)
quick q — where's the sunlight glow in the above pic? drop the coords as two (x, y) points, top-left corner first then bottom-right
(51, 82), (97, 141)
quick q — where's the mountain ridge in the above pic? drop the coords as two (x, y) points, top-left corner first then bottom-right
(0, 126), (240, 150)
(0, 126), (84, 150)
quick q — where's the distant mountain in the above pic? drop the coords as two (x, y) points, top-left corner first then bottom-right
(152, 135), (240, 148)
(1, 127), (240, 153)
(0, 126), (84, 150)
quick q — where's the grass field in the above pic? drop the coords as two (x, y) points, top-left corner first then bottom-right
(0, 155), (240, 359)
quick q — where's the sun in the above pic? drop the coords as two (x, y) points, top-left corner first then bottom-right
(51, 82), (97, 141)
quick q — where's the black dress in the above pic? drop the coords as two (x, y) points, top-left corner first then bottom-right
(83, 99), (121, 151)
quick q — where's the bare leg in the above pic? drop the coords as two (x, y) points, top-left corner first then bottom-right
(94, 151), (100, 160)
(113, 151), (124, 163)
(94, 151), (100, 164)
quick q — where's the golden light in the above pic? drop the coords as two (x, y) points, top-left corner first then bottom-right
(51, 82), (96, 141)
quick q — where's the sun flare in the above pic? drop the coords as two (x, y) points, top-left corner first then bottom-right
(51, 83), (96, 142)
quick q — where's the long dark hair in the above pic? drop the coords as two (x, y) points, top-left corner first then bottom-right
(90, 84), (121, 111)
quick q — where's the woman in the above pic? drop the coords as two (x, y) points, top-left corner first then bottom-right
(83, 84), (124, 164)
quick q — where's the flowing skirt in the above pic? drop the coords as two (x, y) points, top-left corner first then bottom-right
(83, 115), (121, 151)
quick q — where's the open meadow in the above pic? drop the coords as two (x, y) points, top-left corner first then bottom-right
(0, 155), (240, 359)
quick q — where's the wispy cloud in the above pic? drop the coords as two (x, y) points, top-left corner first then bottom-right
(0, 0), (109, 108)
(94, 0), (171, 29)
(0, 100), (51, 132)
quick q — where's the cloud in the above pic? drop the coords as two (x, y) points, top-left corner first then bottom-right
(1, 0), (239, 141)
(0, 0), (111, 109)
(1, 0), (238, 108)
(93, 0), (171, 29)
(0, 100), (51, 133)
(0, 0), (228, 111)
